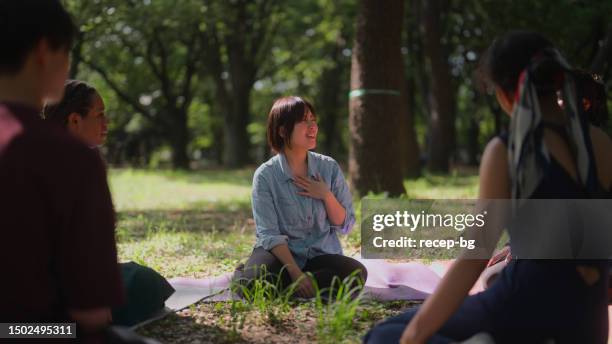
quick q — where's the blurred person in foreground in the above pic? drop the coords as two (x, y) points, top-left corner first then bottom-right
(0, 1), (123, 342)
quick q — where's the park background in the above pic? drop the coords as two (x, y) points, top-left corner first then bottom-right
(64, 0), (612, 343)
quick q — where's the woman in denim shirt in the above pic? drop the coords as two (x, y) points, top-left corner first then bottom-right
(233, 96), (367, 298)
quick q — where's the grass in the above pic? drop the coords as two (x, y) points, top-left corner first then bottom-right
(110, 167), (479, 343)
(313, 273), (365, 344)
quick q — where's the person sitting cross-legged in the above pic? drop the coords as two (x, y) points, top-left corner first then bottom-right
(233, 96), (367, 299)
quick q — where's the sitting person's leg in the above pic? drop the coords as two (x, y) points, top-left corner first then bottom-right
(303, 254), (368, 291)
(364, 308), (454, 344)
(364, 295), (494, 344)
(233, 247), (292, 291)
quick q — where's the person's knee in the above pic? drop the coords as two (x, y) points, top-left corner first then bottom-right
(349, 260), (368, 285)
(232, 263), (266, 292)
(231, 266), (249, 296)
(232, 262), (285, 296)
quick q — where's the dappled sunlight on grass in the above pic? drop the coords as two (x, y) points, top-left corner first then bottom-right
(118, 227), (254, 278)
(109, 168), (253, 211)
(109, 168), (256, 278)
(116, 208), (253, 241)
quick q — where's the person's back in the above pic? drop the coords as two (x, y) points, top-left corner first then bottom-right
(0, 102), (122, 322)
(0, 1), (123, 342)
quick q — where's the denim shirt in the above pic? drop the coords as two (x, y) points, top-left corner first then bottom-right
(251, 151), (356, 268)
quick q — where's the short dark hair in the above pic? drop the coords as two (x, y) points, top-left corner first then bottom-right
(477, 31), (560, 95)
(0, 0), (76, 76)
(266, 96), (316, 153)
(42, 80), (98, 126)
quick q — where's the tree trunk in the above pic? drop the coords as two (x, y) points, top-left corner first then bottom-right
(402, 0), (423, 178)
(170, 109), (190, 169)
(401, 71), (421, 178)
(319, 41), (344, 157)
(222, 87), (252, 167)
(349, 0), (408, 197)
(422, 0), (455, 173)
(466, 117), (480, 166)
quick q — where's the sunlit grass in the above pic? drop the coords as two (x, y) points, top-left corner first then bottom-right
(109, 168), (253, 211)
(405, 170), (479, 199)
(110, 168), (255, 278)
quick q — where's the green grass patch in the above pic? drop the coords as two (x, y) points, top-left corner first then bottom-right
(110, 168), (253, 211)
(404, 170), (479, 199)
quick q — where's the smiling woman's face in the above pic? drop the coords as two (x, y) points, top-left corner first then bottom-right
(288, 109), (318, 151)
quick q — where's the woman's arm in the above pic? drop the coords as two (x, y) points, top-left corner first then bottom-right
(402, 259), (489, 343)
(270, 244), (315, 297)
(322, 185), (346, 226)
(400, 137), (511, 344)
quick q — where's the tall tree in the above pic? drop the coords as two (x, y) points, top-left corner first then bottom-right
(202, 0), (280, 167)
(349, 0), (413, 196)
(314, 0), (355, 159)
(421, 0), (456, 173)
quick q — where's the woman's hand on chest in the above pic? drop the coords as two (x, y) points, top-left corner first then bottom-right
(293, 173), (332, 201)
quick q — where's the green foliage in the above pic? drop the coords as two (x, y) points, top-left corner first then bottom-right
(64, 0), (611, 175)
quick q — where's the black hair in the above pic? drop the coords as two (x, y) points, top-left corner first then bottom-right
(42, 80), (98, 126)
(266, 96), (316, 153)
(477, 31), (562, 96)
(0, 0), (76, 76)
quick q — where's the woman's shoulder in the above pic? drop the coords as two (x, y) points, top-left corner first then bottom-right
(483, 136), (508, 156)
(479, 136), (511, 198)
(308, 151), (339, 167)
(253, 154), (282, 181)
(308, 151), (344, 177)
(480, 136), (508, 174)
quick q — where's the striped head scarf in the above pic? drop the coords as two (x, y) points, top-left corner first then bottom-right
(508, 48), (599, 207)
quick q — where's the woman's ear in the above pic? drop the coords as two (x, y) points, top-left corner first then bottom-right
(67, 112), (81, 127)
(279, 127), (286, 138)
(495, 88), (514, 115)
